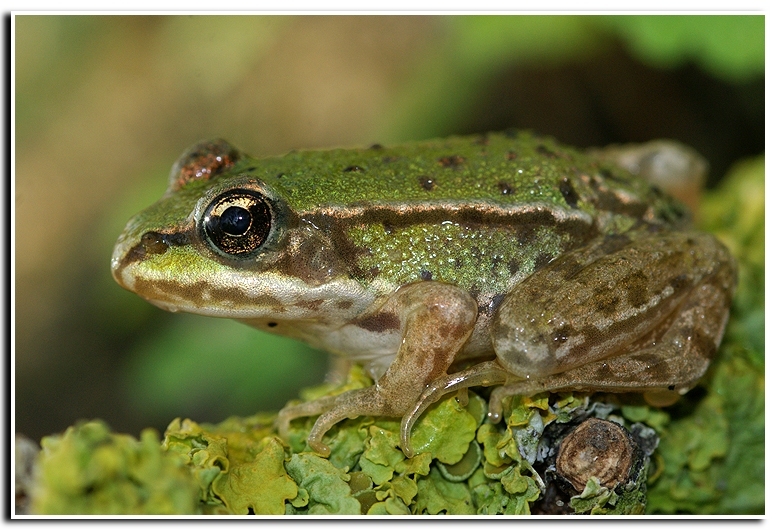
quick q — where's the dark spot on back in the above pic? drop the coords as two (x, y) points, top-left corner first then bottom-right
(420, 269), (433, 281)
(337, 300), (354, 310)
(369, 143), (383, 150)
(419, 176), (436, 191)
(438, 155), (465, 168)
(559, 178), (580, 208)
(692, 329), (718, 360)
(497, 181), (515, 195)
(343, 165), (365, 172)
(355, 311), (401, 333)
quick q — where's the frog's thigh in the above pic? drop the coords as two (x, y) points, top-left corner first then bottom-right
(305, 281), (477, 455)
(492, 230), (736, 398)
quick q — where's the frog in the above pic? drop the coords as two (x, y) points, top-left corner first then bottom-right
(111, 131), (737, 458)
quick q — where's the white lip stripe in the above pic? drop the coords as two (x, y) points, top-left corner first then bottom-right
(121, 265), (382, 320)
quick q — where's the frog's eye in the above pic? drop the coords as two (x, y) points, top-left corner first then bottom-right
(202, 189), (273, 257)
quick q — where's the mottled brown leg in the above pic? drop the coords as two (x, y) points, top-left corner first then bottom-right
(489, 245), (736, 409)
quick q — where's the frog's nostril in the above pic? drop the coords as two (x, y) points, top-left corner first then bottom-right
(113, 230), (189, 278)
(141, 231), (170, 255)
(139, 230), (191, 255)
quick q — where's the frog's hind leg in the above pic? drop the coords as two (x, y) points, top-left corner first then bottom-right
(413, 230), (737, 430)
(492, 232), (737, 407)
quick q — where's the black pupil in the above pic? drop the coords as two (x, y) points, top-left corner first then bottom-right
(219, 206), (251, 236)
(203, 189), (272, 257)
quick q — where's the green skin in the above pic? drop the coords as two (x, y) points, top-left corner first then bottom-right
(111, 131), (737, 457)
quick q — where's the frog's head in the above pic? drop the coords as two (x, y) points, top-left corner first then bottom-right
(111, 140), (370, 323)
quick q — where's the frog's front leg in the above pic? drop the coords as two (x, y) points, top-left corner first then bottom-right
(279, 281), (477, 457)
(405, 229), (736, 426)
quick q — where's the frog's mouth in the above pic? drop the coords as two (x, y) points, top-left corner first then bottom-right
(111, 241), (378, 323)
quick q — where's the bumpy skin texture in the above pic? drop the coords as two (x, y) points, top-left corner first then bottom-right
(111, 131), (737, 457)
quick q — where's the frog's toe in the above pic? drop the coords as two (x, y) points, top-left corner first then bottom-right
(306, 386), (402, 455)
(275, 395), (339, 441)
(484, 381), (545, 422)
(306, 437), (332, 457)
(399, 360), (512, 456)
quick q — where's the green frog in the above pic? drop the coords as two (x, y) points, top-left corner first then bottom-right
(111, 131), (736, 458)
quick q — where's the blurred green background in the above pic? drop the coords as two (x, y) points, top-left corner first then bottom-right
(14, 15), (764, 441)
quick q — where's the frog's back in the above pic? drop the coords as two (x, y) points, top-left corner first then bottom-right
(250, 131), (688, 298)
(260, 131), (681, 218)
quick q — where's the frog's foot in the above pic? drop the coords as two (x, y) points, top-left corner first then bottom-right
(399, 360), (512, 452)
(305, 385), (418, 457)
(275, 395), (339, 444)
(277, 389), (410, 457)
